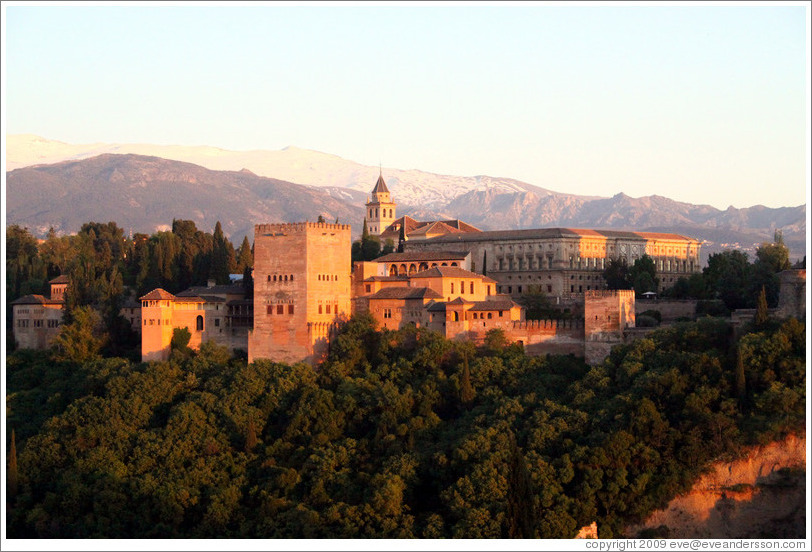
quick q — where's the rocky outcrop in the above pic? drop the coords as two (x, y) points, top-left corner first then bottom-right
(626, 434), (806, 538)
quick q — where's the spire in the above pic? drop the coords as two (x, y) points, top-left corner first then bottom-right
(371, 171), (389, 195)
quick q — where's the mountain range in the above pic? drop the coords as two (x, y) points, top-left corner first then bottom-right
(5, 134), (807, 263)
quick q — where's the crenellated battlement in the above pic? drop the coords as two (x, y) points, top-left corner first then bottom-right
(584, 289), (635, 300)
(255, 221), (352, 235)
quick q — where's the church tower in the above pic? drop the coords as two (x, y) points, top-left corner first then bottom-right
(365, 170), (396, 236)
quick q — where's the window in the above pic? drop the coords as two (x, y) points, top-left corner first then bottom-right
(383, 308), (392, 319)
(451, 283), (455, 294)
(288, 304), (294, 314)
(470, 282), (474, 294)
(196, 315), (204, 331)
(267, 305), (273, 315)
(319, 304), (323, 314)
(366, 284), (371, 293)
(487, 312), (492, 319)
(499, 311), (503, 317)
(215, 319), (220, 327)
(277, 305), (284, 315)
(326, 304), (331, 314)
(547, 285), (552, 293)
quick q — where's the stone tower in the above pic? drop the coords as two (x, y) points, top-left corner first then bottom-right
(365, 171), (396, 236)
(583, 290), (636, 365)
(248, 222), (352, 364)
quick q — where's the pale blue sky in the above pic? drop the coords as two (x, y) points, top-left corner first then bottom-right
(3, 2), (809, 209)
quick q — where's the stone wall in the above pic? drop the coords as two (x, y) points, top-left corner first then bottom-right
(637, 298), (697, 321)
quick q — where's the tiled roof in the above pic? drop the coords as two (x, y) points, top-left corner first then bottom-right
(139, 288), (177, 301)
(417, 227), (700, 244)
(379, 216), (481, 241)
(199, 295), (227, 303)
(408, 266), (498, 283)
(427, 301), (447, 312)
(447, 297), (470, 305)
(11, 294), (48, 305)
(375, 251), (469, 263)
(469, 299), (518, 311)
(371, 174), (390, 195)
(49, 275), (70, 284)
(362, 275), (409, 282)
(366, 287), (444, 300)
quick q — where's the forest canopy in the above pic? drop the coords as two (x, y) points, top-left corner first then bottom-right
(5, 312), (805, 538)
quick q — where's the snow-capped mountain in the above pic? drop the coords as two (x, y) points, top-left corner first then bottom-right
(5, 135), (564, 210)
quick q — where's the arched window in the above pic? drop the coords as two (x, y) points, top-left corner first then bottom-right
(453, 311), (459, 322)
(196, 315), (204, 331)
(400, 264), (407, 274)
(389, 265), (398, 276)
(451, 262), (458, 267)
(409, 263), (416, 274)
(419, 262), (428, 271)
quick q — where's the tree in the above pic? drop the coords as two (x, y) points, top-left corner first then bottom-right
(245, 419), (258, 452)
(704, 250), (752, 310)
(602, 258), (631, 290)
(629, 255), (659, 294)
(210, 221), (234, 285)
(52, 306), (107, 364)
(236, 236), (253, 273)
(735, 348), (746, 407)
(170, 327), (193, 356)
(317, 215), (326, 224)
(8, 429), (18, 500)
(507, 434), (537, 538)
(755, 285), (769, 327)
(518, 285), (558, 320)
(460, 354), (475, 406)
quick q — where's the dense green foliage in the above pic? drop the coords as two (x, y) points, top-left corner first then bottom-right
(6, 314), (805, 538)
(666, 233), (795, 310)
(5, 220), (249, 356)
(351, 219), (395, 262)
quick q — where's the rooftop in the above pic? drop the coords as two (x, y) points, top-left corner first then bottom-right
(365, 287), (444, 300)
(408, 265), (498, 283)
(416, 227), (700, 244)
(375, 251), (469, 263)
(139, 288), (177, 301)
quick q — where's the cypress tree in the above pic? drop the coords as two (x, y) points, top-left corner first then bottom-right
(362, 218), (369, 240)
(755, 285), (768, 327)
(8, 429), (18, 500)
(735, 348), (747, 407)
(460, 354), (475, 406)
(245, 420), (258, 452)
(507, 433), (537, 538)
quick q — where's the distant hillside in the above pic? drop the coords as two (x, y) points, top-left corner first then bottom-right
(5, 154), (364, 242)
(6, 136), (806, 263)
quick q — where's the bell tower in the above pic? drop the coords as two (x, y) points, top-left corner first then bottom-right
(365, 170), (396, 236)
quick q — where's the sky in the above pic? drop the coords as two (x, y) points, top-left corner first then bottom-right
(2, 1), (810, 210)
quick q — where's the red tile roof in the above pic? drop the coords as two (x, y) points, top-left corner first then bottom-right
(375, 251), (469, 263)
(49, 275), (70, 284)
(139, 288), (177, 301)
(408, 266), (498, 283)
(366, 287), (444, 300)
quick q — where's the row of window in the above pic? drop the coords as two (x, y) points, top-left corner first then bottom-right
(143, 315), (205, 331)
(449, 281), (476, 295)
(15, 319), (59, 328)
(368, 208), (394, 219)
(318, 274), (338, 281)
(318, 303), (338, 314)
(267, 304), (295, 315)
(268, 274), (295, 283)
(388, 261), (458, 276)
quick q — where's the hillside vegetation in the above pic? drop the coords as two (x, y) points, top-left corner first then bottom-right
(5, 313), (805, 538)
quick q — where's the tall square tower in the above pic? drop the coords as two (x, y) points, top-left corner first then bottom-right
(248, 222), (352, 364)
